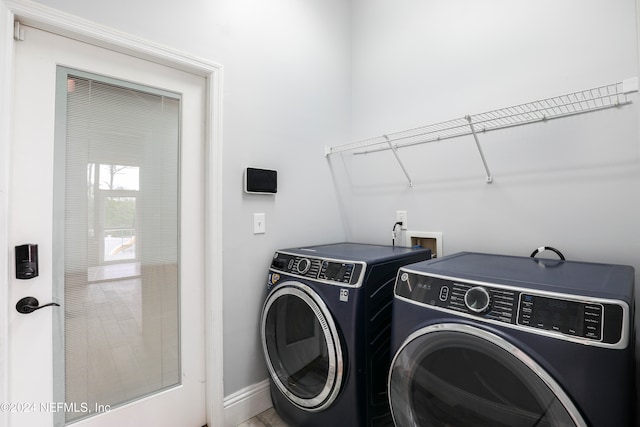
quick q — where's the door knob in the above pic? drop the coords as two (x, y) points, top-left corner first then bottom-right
(15, 296), (60, 314)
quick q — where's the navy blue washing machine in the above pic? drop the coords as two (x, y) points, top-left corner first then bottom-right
(388, 252), (635, 427)
(261, 243), (432, 427)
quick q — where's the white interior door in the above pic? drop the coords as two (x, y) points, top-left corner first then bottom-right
(9, 24), (206, 427)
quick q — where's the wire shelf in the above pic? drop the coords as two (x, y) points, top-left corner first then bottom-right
(325, 81), (636, 157)
(324, 80), (637, 185)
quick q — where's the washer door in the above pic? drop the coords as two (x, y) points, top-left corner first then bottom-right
(261, 282), (344, 411)
(388, 324), (587, 427)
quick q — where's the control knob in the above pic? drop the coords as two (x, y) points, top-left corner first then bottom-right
(464, 286), (491, 313)
(297, 258), (311, 274)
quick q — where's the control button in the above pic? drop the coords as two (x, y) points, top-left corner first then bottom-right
(464, 287), (491, 314)
(439, 286), (450, 302)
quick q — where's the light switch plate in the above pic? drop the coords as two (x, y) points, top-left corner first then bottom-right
(254, 213), (266, 234)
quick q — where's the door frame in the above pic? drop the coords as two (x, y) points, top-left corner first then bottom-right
(0, 1), (224, 426)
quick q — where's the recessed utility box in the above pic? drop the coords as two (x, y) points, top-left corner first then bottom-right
(405, 231), (442, 258)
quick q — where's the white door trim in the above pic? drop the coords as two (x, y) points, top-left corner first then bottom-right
(0, 1), (224, 426)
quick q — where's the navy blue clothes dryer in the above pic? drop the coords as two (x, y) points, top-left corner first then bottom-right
(388, 252), (635, 427)
(261, 243), (432, 427)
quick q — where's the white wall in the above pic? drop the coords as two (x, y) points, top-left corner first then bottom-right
(347, 0), (640, 409)
(26, 0), (352, 397)
(348, 0), (639, 273)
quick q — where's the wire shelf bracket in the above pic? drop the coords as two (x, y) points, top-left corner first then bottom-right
(325, 78), (638, 185)
(383, 134), (414, 187)
(466, 115), (493, 184)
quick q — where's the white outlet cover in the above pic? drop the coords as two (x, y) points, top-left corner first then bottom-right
(396, 211), (408, 230)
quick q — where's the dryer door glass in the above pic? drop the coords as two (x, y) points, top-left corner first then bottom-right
(389, 325), (585, 427)
(261, 284), (343, 411)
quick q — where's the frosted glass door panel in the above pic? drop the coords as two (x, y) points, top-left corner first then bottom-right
(54, 68), (181, 424)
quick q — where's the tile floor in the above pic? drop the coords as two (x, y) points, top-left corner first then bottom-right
(237, 407), (289, 427)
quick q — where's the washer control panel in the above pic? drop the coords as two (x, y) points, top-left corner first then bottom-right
(270, 252), (364, 287)
(517, 293), (603, 340)
(395, 269), (626, 346)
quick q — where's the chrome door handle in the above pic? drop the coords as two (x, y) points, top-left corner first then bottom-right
(16, 296), (60, 314)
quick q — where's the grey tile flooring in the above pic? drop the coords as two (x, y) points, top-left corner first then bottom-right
(237, 407), (289, 427)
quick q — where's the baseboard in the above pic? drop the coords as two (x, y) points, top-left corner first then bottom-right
(223, 379), (273, 427)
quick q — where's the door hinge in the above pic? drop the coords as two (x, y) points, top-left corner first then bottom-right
(14, 21), (25, 41)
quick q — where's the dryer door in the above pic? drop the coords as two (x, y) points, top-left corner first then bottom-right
(388, 323), (587, 427)
(261, 282), (344, 411)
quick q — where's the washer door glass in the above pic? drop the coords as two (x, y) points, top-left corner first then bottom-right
(261, 283), (343, 411)
(389, 324), (586, 427)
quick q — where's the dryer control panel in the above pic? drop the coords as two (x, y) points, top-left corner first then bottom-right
(395, 269), (628, 348)
(270, 252), (365, 287)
